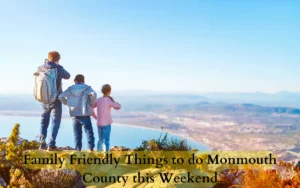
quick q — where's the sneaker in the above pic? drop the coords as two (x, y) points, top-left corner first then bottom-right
(47, 146), (60, 151)
(39, 144), (47, 150)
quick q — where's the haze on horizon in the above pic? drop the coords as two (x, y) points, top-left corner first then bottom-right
(0, 1), (299, 94)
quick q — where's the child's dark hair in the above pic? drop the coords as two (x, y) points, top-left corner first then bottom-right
(74, 74), (85, 83)
(102, 84), (114, 102)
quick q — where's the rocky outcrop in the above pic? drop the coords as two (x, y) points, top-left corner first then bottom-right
(0, 137), (133, 152)
(0, 137), (28, 145)
(0, 137), (76, 151)
(56, 146), (75, 150)
(110, 146), (132, 151)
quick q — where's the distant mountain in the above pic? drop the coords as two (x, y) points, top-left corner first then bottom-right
(199, 91), (300, 108)
(113, 94), (208, 105)
(0, 94), (40, 111)
(134, 102), (300, 115)
(221, 103), (300, 115)
(112, 90), (300, 108)
(1, 92), (300, 115)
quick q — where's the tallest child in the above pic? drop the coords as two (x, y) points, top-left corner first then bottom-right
(39, 51), (71, 150)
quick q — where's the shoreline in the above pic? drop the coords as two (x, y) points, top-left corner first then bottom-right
(115, 122), (210, 150)
(0, 114), (210, 150)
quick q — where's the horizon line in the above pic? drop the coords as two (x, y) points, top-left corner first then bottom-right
(0, 90), (299, 95)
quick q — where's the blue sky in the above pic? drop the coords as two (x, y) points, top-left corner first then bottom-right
(0, 0), (299, 94)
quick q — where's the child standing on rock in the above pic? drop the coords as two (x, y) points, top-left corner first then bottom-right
(92, 84), (121, 152)
(59, 74), (97, 151)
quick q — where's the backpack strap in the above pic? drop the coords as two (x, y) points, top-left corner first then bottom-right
(54, 68), (61, 96)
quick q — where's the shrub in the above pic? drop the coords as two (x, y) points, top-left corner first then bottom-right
(215, 160), (300, 188)
(0, 123), (39, 187)
(135, 127), (191, 151)
(29, 169), (84, 188)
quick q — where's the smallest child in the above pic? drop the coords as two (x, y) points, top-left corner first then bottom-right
(92, 84), (121, 152)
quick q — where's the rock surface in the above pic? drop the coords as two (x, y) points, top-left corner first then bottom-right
(57, 146), (75, 150)
(0, 137), (28, 145)
(110, 146), (132, 151)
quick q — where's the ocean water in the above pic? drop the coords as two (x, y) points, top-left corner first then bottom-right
(0, 115), (208, 151)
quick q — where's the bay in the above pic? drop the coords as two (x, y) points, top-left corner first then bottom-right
(0, 115), (208, 151)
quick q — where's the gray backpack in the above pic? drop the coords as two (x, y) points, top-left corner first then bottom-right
(33, 60), (58, 104)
